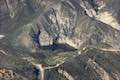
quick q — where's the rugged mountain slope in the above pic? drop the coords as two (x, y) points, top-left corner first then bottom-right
(0, 0), (120, 80)
(80, 0), (120, 30)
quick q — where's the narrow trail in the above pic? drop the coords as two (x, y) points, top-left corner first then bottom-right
(82, 46), (120, 53)
(99, 48), (120, 52)
(0, 50), (7, 55)
(30, 61), (64, 80)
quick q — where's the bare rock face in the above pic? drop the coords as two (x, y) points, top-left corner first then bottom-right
(39, 0), (120, 50)
(0, 69), (14, 80)
(80, 0), (120, 30)
(0, 69), (26, 80)
(41, 0), (78, 47)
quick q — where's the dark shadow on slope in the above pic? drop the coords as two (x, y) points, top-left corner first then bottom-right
(39, 43), (77, 51)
